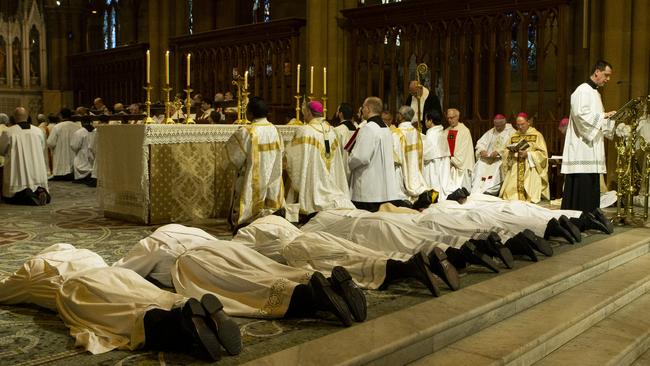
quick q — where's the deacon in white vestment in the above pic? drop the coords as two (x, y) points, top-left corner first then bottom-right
(70, 123), (95, 180)
(562, 60), (616, 212)
(226, 96), (284, 226)
(0, 107), (49, 200)
(333, 103), (358, 181)
(285, 100), (354, 216)
(423, 116), (459, 198)
(47, 108), (81, 178)
(395, 106), (430, 201)
(444, 108), (475, 191)
(348, 97), (403, 211)
(472, 114), (515, 195)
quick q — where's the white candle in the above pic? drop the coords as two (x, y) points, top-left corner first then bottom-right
(310, 66), (314, 95)
(165, 50), (170, 85)
(244, 71), (249, 90)
(146, 50), (150, 84)
(296, 64), (301, 94)
(186, 53), (191, 87)
(323, 67), (327, 95)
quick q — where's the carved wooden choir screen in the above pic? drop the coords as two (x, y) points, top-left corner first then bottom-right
(341, 0), (571, 156)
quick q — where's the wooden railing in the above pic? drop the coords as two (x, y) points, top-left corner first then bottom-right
(69, 43), (148, 108)
(170, 18), (306, 123)
(341, 0), (573, 156)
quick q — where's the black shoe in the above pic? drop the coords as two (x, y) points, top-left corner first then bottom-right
(444, 247), (468, 270)
(460, 242), (500, 273)
(544, 218), (575, 244)
(472, 235), (514, 269)
(427, 247), (460, 290)
(407, 251), (441, 297)
(591, 208), (614, 234)
(446, 188), (466, 202)
(200, 294), (242, 355)
(505, 234), (538, 262)
(181, 298), (223, 361)
(461, 187), (470, 197)
(578, 212), (611, 234)
(310, 272), (353, 326)
(520, 229), (553, 257)
(330, 266), (367, 322)
(559, 215), (582, 242)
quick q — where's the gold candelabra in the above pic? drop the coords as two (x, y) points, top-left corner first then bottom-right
(143, 83), (155, 124)
(322, 95), (328, 117)
(183, 87), (195, 124)
(162, 85), (175, 124)
(232, 76), (249, 124)
(293, 95), (303, 124)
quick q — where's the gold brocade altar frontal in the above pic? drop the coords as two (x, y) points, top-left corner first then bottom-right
(97, 124), (298, 224)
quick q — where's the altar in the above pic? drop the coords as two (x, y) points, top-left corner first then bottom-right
(96, 124), (298, 224)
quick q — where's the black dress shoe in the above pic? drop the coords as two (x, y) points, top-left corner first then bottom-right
(520, 229), (553, 257)
(446, 188), (466, 202)
(201, 294), (242, 355)
(406, 251), (441, 297)
(310, 272), (353, 326)
(559, 215), (582, 242)
(461, 187), (470, 197)
(544, 218), (575, 244)
(472, 236), (514, 269)
(182, 298), (223, 361)
(592, 208), (614, 234)
(578, 212), (611, 234)
(460, 242), (500, 273)
(427, 247), (460, 291)
(505, 234), (538, 262)
(330, 266), (367, 322)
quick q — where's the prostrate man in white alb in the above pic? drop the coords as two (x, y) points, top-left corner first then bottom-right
(47, 107), (81, 180)
(444, 108), (475, 191)
(226, 96), (284, 229)
(348, 96), (403, 211)
(562, 60), (616, 218)
(472, 114), (515, 195)
(0, 107), (50, 205)
(286, 100), (354, 220)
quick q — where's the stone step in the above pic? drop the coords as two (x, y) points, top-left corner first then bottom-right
(533, 292), (650, 366)
(246, 229), (650, 366)
(411, 253), (650, 365)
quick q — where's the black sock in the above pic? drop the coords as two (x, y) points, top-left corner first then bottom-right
(285, 284), (313, 318)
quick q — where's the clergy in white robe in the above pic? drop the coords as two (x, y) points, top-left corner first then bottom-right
(348, 97), (403, 211)
(0, 108), (49, 200)
(562, 61), (616, 212)
(333, 103), (358, 182)
(395, 106), (430, 200)
(472, 114), (515, 195)
(444, 108), (475, 190)
(70, 124), (95, 180)
(390, 123), (409, 200)
(226, 97), (284, 226)
(0, 113), (8, 168)
(423, 117), (459, 198)
(405, 81), (443, 128)
(500, 113), (550, 203)
(285, 100), (354, 215)
(47, 108), (81, 178)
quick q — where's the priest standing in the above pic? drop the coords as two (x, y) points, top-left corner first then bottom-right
(471, 114), (515, 195)
(562, 60), (616, 212)
(444, 108), (475, 191)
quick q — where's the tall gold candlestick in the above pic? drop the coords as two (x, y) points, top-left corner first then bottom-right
(296, 64), (301, 94)
(186, 53), (191, 87)
(322, 95), (328, 118)
(143, 83), (154, 124)
(146, 50), (150, 84)
(184, 86), (195, 124)
(294, 94), (302, 124)
(162, 85), (174, 124)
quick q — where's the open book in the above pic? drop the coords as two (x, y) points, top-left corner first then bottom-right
(507, 139), (530, 152)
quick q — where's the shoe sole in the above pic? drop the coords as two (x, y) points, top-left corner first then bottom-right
(462, 242), (500, 273)
(521, 229), (553, 257)
(331, 266), (367, 322)
(560, 215), (582, 243)
(201, 294), (242, 356)
(311, 272), (353, 327)
(413, 251), (441, 297)
(183, 298), (222, 361)
(594, 208), (614, 234)
(427, 247), (460, 290)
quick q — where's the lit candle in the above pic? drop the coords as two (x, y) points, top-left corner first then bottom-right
(310, 66), (314, 95)
(146, 50), (150, 84)
(323, 67), (327, 95)
(296, 64), (301, 94)
(186, 53), (191, 87)
(165, 50), (170, 85)
(244, 70), (249, 90)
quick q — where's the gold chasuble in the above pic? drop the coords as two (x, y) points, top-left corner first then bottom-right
(499, 126), (549, 203)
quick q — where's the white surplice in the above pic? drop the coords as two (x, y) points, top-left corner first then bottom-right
(422, 125), (459, 198)
(286, 117), (354, 215)
(226, 118), (285, 225)
(471, 124), (515, 195)
(0, 124), (49, 197)
(47, 120), (81, 176)
(444, 122), (475, 191)
(333, 120), (358, 181)
(70, 128), (94, 179)
(349, 120), (402, 203)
